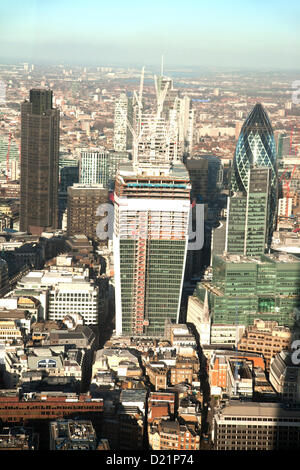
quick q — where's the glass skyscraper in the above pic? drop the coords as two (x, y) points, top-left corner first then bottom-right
(226, 167), (271, 256)
(20, 88), (59, 235)
(231, 103), (278, 243)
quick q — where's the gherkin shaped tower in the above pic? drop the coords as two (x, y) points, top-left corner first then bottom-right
(231, 103), (278, 243)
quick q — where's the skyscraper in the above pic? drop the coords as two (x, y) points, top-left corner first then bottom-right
(113, 93), (133, 152)
(231, 103), (278, 244)
(20, 88), (59, 235)
(154, 73), (194, 159)
(226, 166), (271, 256)
(79, 147), (109, 187)
(67, 184), (108, 241)
(114, 114), (191, 338)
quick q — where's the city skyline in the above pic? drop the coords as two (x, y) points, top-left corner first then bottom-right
(1, 0), (300, 70)
(0, 7), (300, 447)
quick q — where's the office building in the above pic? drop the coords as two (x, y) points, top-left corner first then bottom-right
(185, 157), (208, 202)
(79, 148), (109, 187)
(20, 88), (59, 235)
(148, 419), (200, 451)
(59, 160), (79, 194)
(67, 184), (109, 240)
(231, 103), (278, 244)
(226, 166), (271, 256)
(114, 162), (190, 337)
(0, 427), (39, 450)
(226, 358), (253, 399)
(269, 350), (300, 403)
(16, 268), (100, 325)
(155, 74), (194, 159)
(113, 93), (132, 152)
(49, 419), (97, 450)
(174, 95), (194, 158)
(0, 259), (9, 296)
(195, 252), (300, 329)
(108, 150), (131, 189)
(238, 320), (291, 370)
(213, 400), (300, 450)
(274, 131), (290, 160)
(0, 320), (23, 344)
(48, 281), (99, 325)
(0, 390), (103, 425)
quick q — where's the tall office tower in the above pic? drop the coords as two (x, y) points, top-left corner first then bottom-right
(225, 166), (271, 256)
(174, 95), (194, 158)
(20, 88), (59, 235)
(67, 184), (109, 241)
(274, 130), (290, 160)
(114, 110), (191, 337)
(114, 162), (191, 337)
(113, 93), (132, 151)
(155, 74), (194, 160)
(155, 74), (177, 116)
(231, 103), (278, 244)
(134, 114), (179, 167)
(79, 148), (109, 187)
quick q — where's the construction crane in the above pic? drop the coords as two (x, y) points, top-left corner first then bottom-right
(133, 66), (145, 135)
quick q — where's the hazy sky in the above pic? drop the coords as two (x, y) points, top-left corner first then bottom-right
(0, 0), (300, 69)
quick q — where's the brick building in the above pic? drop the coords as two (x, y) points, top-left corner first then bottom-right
(148, 419), (200, 451)
(237, 319), (291, 370)
(0, 390), (103, 425)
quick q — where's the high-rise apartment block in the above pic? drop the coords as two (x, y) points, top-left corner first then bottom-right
(20, 88), (59, 235)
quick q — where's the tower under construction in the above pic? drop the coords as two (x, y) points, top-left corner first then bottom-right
(114, 109), (191, 337)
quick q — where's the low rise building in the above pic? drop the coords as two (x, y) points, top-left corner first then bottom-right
(0, 390), (103, 425)
(0, 426), (39, 450)
(92, 348), (141, 377)
(148, 419), (200, 451)
(226, 359), (253, 399)
(49, 419), (97, 450)
(145, 363), (169, 391)
(16, 268), (100, 325)
(0, 320), (23, 344)
(170, 356), (199, 386)
(213, 400), (300, 450)
(238, 319), (291, 370)
(269, 350), (300, 403)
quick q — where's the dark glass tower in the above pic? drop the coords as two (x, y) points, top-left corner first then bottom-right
(231, 103), (277, 244)
(20, 89), (59, 235)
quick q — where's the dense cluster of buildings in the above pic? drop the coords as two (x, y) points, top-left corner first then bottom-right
(0, 62), (299, 451)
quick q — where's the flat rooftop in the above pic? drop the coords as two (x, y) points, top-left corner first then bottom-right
(218, 400), (300, 419)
